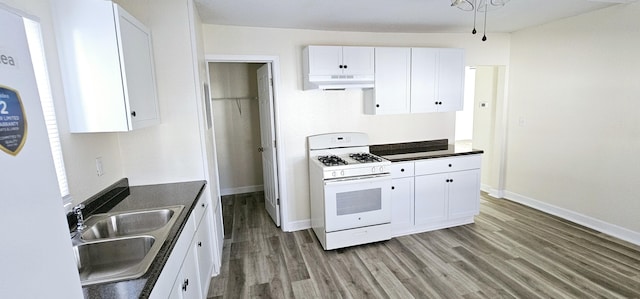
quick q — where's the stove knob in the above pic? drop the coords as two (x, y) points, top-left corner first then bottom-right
(340, 170), (345, 176)
(332, 171), (336, 177)
(379, 166), (384, 172)
(371, 167), (376, 173)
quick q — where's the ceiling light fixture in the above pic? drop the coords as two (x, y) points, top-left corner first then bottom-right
(451, 0), (510, 41)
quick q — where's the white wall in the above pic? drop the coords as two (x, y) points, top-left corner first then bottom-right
(472, 66), (508, 192)
(209, 63), (264, 193)
(506, 3), (640, 237)
(202, 25), (511, 225)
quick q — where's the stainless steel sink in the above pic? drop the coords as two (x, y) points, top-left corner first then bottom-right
(74, 236), (156, 284)
(81, 208), (176, 240)
(71, 205), (184, 286)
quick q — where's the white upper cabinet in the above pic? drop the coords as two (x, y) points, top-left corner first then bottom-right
(52, 0), (160, 132)
(365, 47), (465, 115)
(364, 47), (411, 114)
(303, 46), (374, 90)
(411, 48), (465, 113)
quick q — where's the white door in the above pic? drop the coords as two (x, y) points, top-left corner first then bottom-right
(257, 64), (280, 226)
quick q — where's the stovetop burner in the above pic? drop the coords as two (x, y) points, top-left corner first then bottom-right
(349, 153), (383, 163)
(317, 155), (348, 166)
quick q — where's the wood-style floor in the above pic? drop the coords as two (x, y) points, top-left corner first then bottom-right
(207, 192), (640, 298)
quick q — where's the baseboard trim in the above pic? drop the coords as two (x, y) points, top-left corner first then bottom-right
(504, 191), (640, 246)
(284, 219), (311, 232)
(220, 185), (264, 196)
(481, 184), (504, 199)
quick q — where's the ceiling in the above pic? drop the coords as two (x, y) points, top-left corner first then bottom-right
(193, 0), (629, 34)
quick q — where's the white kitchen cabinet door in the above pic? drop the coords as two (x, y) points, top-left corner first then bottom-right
(117, 7), (160, 130)
(176, 242), (203, 299)
(448, 169), (481, 219)
(306, 46), (343, 76)
(306, 46), (374, 76)
(391, 177), (414, 235)
(364, 47), (411, 115)
(195, 209), (214, 298)
(52, 0), (159, 132)
(410, 48), (438, 113)
(414, 173), (448, 225)
(436, 49), (465, 112)
(411, 48), (464, 113)
(342, 46), (375, 76)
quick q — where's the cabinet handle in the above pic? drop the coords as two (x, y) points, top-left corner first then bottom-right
(400, 168), (405, 172)
(376, 104), (380, 108)
(201, 203), (205, 208)
(339, 65), (344, 69)
(131, 111), (137, 117)
(344, 65), (348, 69)
(448, 164), (452, 167)
(182, 278), (189, 291)
(391, 186), (395, 190)
(198, 241), (202, 247)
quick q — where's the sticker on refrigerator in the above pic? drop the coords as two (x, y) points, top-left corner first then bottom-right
(0, 85), (27, 156)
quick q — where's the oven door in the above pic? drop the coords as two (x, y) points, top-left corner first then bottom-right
(323, 174), (391, 232)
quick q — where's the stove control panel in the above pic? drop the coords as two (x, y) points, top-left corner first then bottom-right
(325, 165), (388, 179)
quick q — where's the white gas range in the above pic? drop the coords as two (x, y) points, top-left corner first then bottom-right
(308, 132), (392, 250)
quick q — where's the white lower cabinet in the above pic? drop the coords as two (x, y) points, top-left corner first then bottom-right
(414, 173), (448, 225)
(391, 154), (481, 236)
(391, 177), (414, 233)
(414, 169), (480, 225)
(390, 162), (415, 234)
(170, 242), (202, 299)
(447, 170), (481, 219)
(150, 196), (215, 299)
(195, 209), (214, 298)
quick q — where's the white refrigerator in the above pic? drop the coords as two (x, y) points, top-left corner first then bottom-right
(0, 5), (82, 298)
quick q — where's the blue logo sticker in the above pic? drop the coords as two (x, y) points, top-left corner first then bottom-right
(0, 86), (28, 156)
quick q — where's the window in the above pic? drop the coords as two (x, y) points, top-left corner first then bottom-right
(23, 17), (72, 205)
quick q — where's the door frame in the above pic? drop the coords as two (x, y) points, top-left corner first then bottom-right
(205, 54), (290, 231)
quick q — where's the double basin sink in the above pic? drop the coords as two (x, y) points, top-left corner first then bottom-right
(71, 205), (184, 286)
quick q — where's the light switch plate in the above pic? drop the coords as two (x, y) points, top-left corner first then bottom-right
(96, 157), (104, 176)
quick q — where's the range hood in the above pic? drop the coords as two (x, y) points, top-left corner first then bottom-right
(303, 74), (374, 90)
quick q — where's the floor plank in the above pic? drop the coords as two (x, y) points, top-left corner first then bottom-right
(207, 192), (640, 298)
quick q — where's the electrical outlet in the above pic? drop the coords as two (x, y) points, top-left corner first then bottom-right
(96, 157), (104, 176)
(518, 117), (526, 127)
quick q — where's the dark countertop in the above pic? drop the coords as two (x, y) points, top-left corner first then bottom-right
(80, 180), (207, 299)
(370, 139), (483, 162)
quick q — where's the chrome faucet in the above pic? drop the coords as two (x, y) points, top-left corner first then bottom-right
(73, 204), (87, 232)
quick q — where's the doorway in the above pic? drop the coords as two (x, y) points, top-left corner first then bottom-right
(206, 55), (286, 230)
(456, 65), (508, 198)
(209, 62), (264, 195)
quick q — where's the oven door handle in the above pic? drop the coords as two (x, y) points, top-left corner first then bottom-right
(324, 174), (390, 186)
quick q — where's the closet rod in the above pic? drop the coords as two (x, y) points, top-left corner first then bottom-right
(210, 96), (257, 101)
